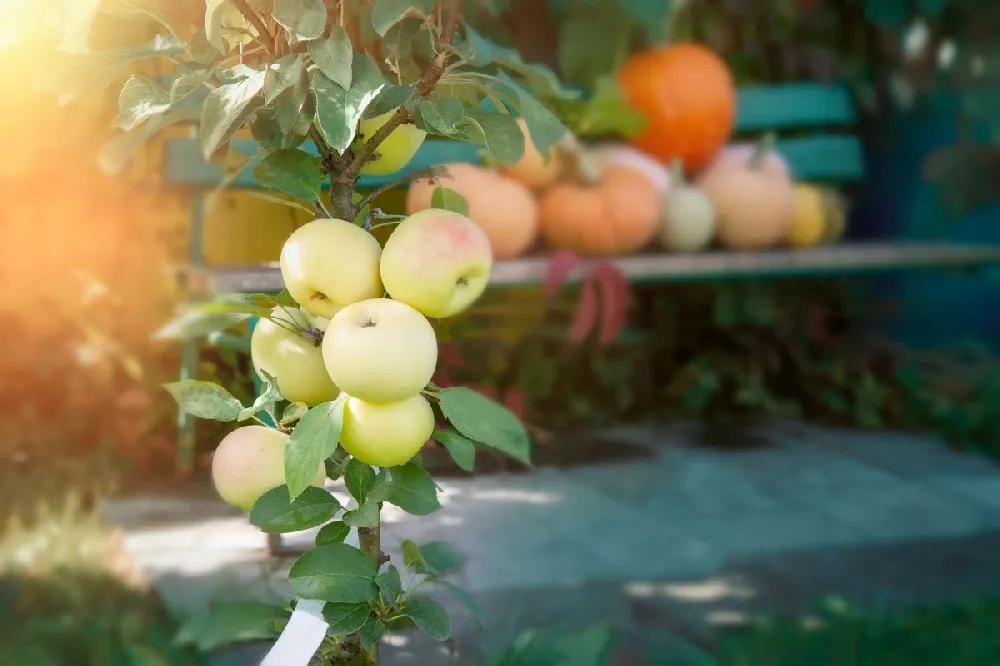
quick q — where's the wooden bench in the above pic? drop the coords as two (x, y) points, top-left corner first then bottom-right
(163, 82), (1000, 472)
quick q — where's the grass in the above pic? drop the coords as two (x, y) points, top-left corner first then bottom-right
(0, 457), (206, 666)
(709, 595), (1000, 666)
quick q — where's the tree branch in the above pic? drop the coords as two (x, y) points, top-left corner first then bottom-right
(231, 0), (276, 54)
(345, 0), (461, 178)
(357, 166), (448, 208)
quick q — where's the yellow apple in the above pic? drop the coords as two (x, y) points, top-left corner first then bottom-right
(358, 112), (427, 176)
(340, 394), (435, 467)
(322, 298), (438, 403)
(379, 209), (494, 318)
(211, 425), (326, 511)
(279, 218), (383, 319)
(251, 306), (339, 405)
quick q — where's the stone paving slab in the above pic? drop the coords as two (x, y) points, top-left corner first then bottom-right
(100, 422), (1000, 663)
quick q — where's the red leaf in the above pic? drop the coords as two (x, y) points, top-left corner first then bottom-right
(433, 372), (455, 388)
(593, 262), (631, 345)
(544, 250), (583, 300)
(502, 388), (526, 420)
(440, 342), (465, 368)
(570, 274), (600, 343)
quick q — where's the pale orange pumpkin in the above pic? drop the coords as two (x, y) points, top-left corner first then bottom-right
(498, 118), (572, 191)
(701, 141), (790, 180)
(406, 162), (539, 259)
(696, 134), (794, 250)
(538, 162), (660, 256)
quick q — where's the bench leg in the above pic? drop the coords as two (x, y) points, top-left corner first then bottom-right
(176, 338), (199, 474)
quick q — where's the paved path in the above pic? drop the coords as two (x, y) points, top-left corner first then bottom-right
(101, 421), (1000, 664)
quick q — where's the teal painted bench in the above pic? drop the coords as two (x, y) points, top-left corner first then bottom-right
(165, 82), (1000, 473)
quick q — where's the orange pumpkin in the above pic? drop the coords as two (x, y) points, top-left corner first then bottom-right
(696, 135), (794, 250)
(618, 43), (736, 174)
(538, 162), (659, 256)
(406, 162), (539, 259)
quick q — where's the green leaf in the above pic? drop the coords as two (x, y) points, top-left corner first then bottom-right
(434, 580), (485, 625)
(163, 381), (243, 422)
(325, 448), (350, 481)
(416, 97), (465, 135)
(430, 187), (470, 216)
(274, 0), (327, 43)
(438, 387), (531, 464)
(371, 0), (434, 36)
(465, 110), (525, 165)
(249, 485), (340, 534)
(238, 369), (283, 421)
(175, 601), (286, 651)
(101, 102), (201, 176)
(253, 149), (324, 201)
(508, 83), (567, 156)
(200, 69), (265, 159)
(322, 602), (371, 636)
(308, 26), (353, 89)
(432, 430), (476, 472)
(459, 24), (494, 67)
(285, 397), (346, 501)
(114, 75), (170, 131)
(376, 565), (403, 605)
(370, 463), (441, 515)
(557, 6), (630, 91)
(364, 84), (416, 119)
(417, 541), (462, 575)
(311, 55), (387, 151)
(251, 108), (285, 151)
(345, 459), (378, 503)
(401, 539), (423, 569)
(288, 543), (378, 603)
(152, 307), (250, 341)
(315, 520), (351, 546)
(170, 68), (213, 105)
(403, 596), (451, 641)
(44, 35), (183, 103)
(571, 76), (648, 138)
(54, 0), (101, 53)
(343, 500), (380, 528)
(359, 619), (384, 653)
(265, 54), (305, 105)
(281, 402), (310, 426)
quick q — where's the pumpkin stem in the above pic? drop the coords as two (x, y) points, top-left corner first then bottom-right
(573, 150), (604, 186)
(748, 131), (777, 170)
(558, 132), (602, 186)
(669, 157), (686, 188)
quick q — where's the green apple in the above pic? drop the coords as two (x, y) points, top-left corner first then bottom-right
(379, 209), (494, 318)
(322, 298), (438, 403)
(279, 217), (383, 319)
(340, 394), (435, 467)
(250, 306), (339, 405)
(358, 111), (427, 176)
(211, 425), (326, 511)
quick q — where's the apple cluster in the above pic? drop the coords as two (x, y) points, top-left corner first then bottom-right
(211, 209), (493, 511)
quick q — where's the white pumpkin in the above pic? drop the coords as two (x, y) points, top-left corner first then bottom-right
(659, 159), (716, 252)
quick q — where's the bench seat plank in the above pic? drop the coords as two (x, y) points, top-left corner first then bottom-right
(187, 243), (1000, 294)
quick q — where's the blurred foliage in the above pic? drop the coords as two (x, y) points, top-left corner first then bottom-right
(435, 279), (1000, 456)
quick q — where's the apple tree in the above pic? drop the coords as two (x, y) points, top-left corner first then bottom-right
(52, 0), (576, 664)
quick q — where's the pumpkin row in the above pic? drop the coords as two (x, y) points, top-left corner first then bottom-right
(406, 120), (848, 258)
